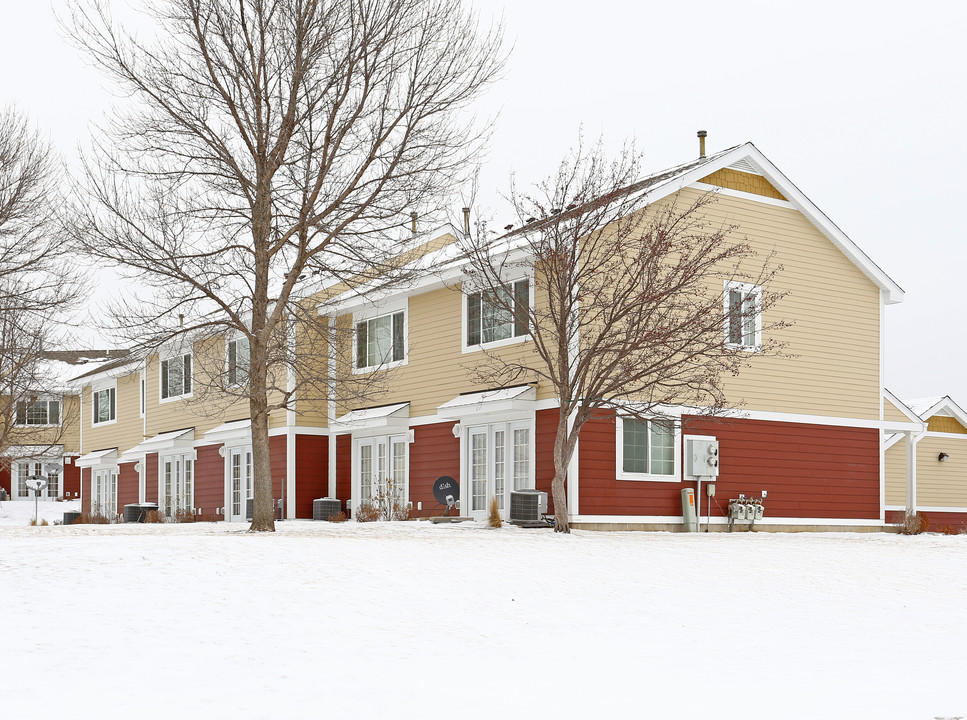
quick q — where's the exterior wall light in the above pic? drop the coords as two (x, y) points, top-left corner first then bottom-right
(938, 452), (950, 462)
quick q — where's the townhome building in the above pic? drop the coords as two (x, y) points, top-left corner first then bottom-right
(60, 139), (956, 532)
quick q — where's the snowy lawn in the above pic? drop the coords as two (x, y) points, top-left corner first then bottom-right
(1, 502), (965, 719)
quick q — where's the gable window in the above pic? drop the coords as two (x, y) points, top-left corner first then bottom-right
(724, 281), (761, 351)
(355, 311), (405, 370)
(227, 337), (250, 386)
(466, 279), (529, 348)
(93, 385), (116, 424)
(161, 353), (192, 400)
(617, 416), (679, 481)
(15, 399), (60, 426)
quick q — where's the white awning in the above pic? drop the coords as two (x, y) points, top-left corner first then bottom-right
(331, 403), (410, 433)
(120, 428), (195, 463)
(76, 448), (118, 469)
(436, 386), (536, 420)
(203, 419), (252, 446)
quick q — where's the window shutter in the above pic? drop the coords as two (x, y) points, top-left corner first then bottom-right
(184, 355), (192, 394)
(109, 388), (116, 420)
(228, 342), (237, 385)
(514, 280), (529, 337)
(356, 321), (368, 368)
(49, 401), (60, 425)
(392, 312), (404, 362)
(15, 402), (26, 425)
(467, 293), (481, 346)
(93, 391), (100, 421)
(161, 360), (169, 399)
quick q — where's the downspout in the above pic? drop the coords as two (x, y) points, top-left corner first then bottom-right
(905, 422), (928, 519)
(327, 316), (337, 500)
(286, 318), (297, 519)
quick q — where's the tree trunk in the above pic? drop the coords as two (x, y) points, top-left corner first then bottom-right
(248, 378), (275, 532)
(552, 411), (574, 533)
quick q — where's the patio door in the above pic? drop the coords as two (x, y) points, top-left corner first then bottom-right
(466, 421), (532, 520)
(227, 447), (253, 522)
(161, 454), (194, 518)
(356, 435), (407, 519)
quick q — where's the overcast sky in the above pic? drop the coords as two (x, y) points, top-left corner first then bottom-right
(2, 0), (965, 407)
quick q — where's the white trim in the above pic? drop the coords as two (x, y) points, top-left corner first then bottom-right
(691, 181), (793, 208)
(615, 415), (681, 483)
(923, 431), (967, 439)
(568, 514), (886, 527)
(724, 408), (920, 431)
(886, 505), (967, 514)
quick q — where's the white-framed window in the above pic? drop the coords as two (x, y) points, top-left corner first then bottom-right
(92, 383), (117, 425)
(616, 416), (680, 482)
(464, 278), (530, 351)
(227, 337), (250, 386)
(161, 353), (192, 400)
(724, 281), (762, 351)
(354, 309), (406, 371)
(15, 399), (60, 426)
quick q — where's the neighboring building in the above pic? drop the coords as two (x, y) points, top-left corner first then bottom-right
(0, 350), (121, 501)
(884, 393), (967, 530)
(59, 140), (929, 532)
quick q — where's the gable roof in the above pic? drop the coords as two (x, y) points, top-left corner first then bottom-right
(906, 396), (967, 429)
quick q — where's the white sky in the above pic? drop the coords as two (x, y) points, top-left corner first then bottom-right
(2, 1), (965, 406)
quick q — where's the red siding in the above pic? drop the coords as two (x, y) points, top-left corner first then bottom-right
(62, 461), (80, 499)
(81, 468), (91, 515)
(578, 414), (880, 520)
(336, 434), (352, 507)
(536, 408), (559, 513)
(885, 509), (967, 533)
(144, 454), (159, 504)
(117, 462), (139, 510)
(408, 422), (461, 518)
(270, 434), (286, 505)
(295, 435), (328, 519)
(0, 463), (10, 496)
(194, 444), (224, 521)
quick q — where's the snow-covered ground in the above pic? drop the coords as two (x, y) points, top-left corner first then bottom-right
(1, 502), (965, 719)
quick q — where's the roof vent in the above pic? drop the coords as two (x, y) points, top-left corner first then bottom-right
(697, 130), (707, 159)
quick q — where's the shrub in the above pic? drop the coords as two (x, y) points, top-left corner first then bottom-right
(897, 512), (929, 535)
(172, 509), (195, 523)
(936, 524), (958, 536)
(144, 510), (164, 524)
(327, 511), (348, 523)
(28, 518), (50, 526)
(355, 503), (381, 523)
(488, 496), (502, 528)
(76, 511), (112, 525)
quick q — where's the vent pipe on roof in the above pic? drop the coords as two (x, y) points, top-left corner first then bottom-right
(698, 130), (707, 159)
(410, 211), (418, 237)
(462, 207), (471, 237)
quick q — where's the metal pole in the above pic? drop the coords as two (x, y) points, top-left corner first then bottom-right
(34, 488), (39, 526)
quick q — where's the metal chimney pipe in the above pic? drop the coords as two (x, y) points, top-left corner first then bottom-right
(410, 211), (418, 236)
(698, 130), (707, 159)
(462, 207), (471, 236)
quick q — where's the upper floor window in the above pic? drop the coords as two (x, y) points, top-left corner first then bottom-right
(15, 399), (60, 426)
(466, 279), (529, 348)
(227, 337), (250, 386)
(724, 281), (761, 351)
(93, 385), (116, 425)
(355, 311), (405, 371)
(161, 353), (192, 400)
(617, 416), (679, 482)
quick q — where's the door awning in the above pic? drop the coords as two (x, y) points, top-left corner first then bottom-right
(76, 448), (118, 469)
(436, 385), (536, 420)
(120, 428), (195, 463)
(203, 419), (252, 446)
(331, 402), (410, 433)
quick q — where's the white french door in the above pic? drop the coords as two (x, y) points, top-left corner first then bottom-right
(227, 446), (253, 522)
(356, 434), (407, 519)
(466, 421), (532, 520)
(92, 468), (118, 517)
(161, 454), (194, 518)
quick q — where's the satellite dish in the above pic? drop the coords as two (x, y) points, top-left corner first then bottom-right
(25, 475), (48, 492)
(432, 476), (458, 507)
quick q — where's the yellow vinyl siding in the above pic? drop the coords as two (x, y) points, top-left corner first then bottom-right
(672, 188), (881, 420)
(915, 435), (967, 507)
(926, 416), (967, 434)
(884, 440), (906, 507)
(883, 396), (914, 424)
(83, 372), (144, 453)
(698, 168), (786, 200)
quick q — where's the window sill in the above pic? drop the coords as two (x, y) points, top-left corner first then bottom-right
(463, 334), (528, 355)
(92, 419), (117, 427)
(159, 392), (193, 404)
(616, 472), (680, 483)
(352, 358), (407, 375)
(724, 342), (760, 353)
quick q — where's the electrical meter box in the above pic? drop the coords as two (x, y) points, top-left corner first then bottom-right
(686, 439), (720, 477)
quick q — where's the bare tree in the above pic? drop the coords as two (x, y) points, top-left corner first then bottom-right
(461, 138), (784, 533)
(0, 106), (80, 462)
(65, 0), (505, 530)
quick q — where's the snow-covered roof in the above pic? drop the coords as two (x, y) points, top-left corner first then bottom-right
(437, 385), (536, 420)
(905, 396), (967, 427)
(331, 402), (410, 433)
(120, 428), (195, 463)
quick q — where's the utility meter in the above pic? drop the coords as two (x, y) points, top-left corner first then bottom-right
(686, 439), (720, 477)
